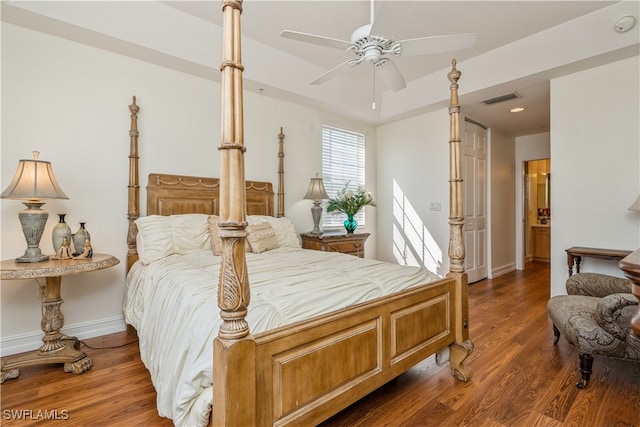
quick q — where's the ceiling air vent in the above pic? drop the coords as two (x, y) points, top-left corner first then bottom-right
(482, 92), (519, 105)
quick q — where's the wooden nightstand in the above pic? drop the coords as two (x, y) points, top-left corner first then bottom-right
(0, 253), (120, 383)
(300, 232), (370, 258)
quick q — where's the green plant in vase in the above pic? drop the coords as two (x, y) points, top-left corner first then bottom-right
(326, 183), (376, 233)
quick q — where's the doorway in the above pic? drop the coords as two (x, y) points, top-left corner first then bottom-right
(524, 159), (551, 263)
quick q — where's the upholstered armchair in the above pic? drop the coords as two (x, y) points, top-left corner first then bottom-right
(547, 273), (640, 388)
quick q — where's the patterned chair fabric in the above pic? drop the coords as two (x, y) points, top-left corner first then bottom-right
(547, 273), (640, 388)
(566, 272), (632, 297)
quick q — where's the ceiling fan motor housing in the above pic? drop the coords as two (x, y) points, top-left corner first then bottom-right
(351, 24), (394, 64)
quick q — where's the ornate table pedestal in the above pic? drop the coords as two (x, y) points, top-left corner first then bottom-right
(1, 254), (119, 383)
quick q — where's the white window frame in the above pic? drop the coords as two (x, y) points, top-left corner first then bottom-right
(321, 125), (367, 229)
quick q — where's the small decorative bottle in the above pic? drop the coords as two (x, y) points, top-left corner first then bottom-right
(72, 222), (91, 256)
(52, 214), (72, 254)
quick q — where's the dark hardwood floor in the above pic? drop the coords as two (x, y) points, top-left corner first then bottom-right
(2, 261), (638, 426)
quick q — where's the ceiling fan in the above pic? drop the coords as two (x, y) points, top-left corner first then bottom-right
(280, 0), (476, 109)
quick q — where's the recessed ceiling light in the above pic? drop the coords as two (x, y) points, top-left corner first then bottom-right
(510, 107), (525, 113)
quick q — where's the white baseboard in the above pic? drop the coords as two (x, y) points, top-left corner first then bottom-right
(1, 315), (126, 357)
(491, 263), (517, 278)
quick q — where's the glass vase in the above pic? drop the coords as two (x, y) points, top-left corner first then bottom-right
(343, 213), (358, 234)
(73, 222), (91, 256)
(52, 214), (72, 253)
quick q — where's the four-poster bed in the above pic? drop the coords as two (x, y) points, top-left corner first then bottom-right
(123, 1), (472, 425)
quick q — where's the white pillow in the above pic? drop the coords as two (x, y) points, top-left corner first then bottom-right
(168, 214), (211, 254)
(247, 215), (300, 248)
(135, 214), (211, 264)
(208, 215), (222, 255)
(135, 216), (173, 264)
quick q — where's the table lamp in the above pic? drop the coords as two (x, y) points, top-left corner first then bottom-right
(1, 151), (69, 262)
(303, 174), (329, 235)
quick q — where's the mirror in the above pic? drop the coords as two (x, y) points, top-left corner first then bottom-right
(530, 159), (551, 223)
(537, 174), (550, 209)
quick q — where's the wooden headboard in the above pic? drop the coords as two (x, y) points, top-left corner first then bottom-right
(146, 173), (274, 217)
(125, 96), (286, 272)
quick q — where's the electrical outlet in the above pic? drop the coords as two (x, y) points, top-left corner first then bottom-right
(429, 202), (441, 211)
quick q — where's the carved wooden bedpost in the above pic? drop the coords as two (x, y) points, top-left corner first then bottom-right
(277, 127), (285, 217)
(126, 96), (140, 273)
(619, 249), (640, 340)
(213, 1), (256, 426)
(446, 59), (473, 381)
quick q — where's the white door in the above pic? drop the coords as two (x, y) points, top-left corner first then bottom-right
(463, 120), (488, 283)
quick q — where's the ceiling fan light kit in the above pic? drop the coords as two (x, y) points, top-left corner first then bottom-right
(280, 0), (477, 108)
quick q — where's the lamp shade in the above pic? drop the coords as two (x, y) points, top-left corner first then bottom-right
(304, 176), (329, 201)
(630, 195), (640, 211)
(1, 152), (68, 201)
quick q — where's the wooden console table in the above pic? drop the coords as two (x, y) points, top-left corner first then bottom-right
(0, 253), (120, 383)
(565, 247), (632, 276)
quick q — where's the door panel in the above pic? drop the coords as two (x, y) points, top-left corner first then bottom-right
(463, 120), (488, 283)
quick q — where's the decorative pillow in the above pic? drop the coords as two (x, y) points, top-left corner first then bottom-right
(208, 215), (252, 254)
(208, 215), (222, 255)
(247, 215), (300, 248)
(246, 222), (279, 253)
(135, 214), (211, 264)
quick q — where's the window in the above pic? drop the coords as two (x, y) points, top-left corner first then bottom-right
(321, 125), (366, 228)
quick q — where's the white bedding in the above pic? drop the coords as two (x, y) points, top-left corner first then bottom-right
(123, 247), (441, 426)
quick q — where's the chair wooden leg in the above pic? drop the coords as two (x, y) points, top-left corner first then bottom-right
(576, 353), (593, 389)
(552, 324), (560, 345)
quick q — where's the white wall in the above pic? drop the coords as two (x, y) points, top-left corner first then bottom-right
(376, 111), (519, 281)
(376, 110), (451, 276)
(489, 127), (516, 277)
(0, 23), (376, 355)
(550, 56), (640, 296)
(515, 133), (551, 270)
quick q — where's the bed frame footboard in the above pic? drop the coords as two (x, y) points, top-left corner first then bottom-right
(254, 278), (458, 426)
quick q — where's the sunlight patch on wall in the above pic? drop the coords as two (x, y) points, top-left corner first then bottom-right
(392, 179), (443, 273)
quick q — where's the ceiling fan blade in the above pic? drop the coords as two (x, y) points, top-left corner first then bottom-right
(398, 33), (477, 56)
(369, 0), (410, 38)
(310, 59), (362, 85)
(376, 59), (406, 92)
(280, 30), (352, 51)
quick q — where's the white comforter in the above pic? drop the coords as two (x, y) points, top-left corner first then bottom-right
(123, 247), (440, 426)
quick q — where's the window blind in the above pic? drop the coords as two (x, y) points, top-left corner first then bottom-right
(321, 125), (366, 228)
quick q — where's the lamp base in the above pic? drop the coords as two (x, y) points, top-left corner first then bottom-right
(310, 202), (323, 235)
(16, 202), (49, 263)
(16, 249), (49, 263)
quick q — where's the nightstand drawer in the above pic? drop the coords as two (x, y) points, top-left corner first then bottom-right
(300, 232), (370, 258)
(325, 240), (365, 257)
